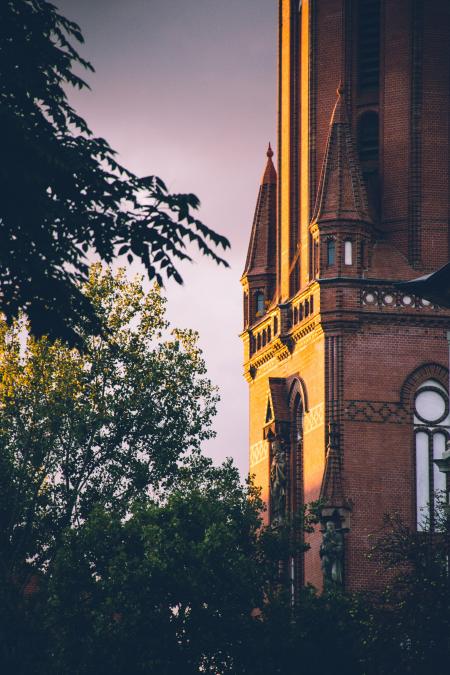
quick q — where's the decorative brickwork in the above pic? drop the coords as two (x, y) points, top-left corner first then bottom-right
(241, 0), (450, 593)
(344, 400), (409, 424)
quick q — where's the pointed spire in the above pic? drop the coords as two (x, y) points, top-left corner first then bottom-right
(261, 142), (277, 185)
(243, 145), (277, 278)
(320, 423), (345, 507)
(312, 85), (372, 225)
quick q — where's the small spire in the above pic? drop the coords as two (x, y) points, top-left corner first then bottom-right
(261, 142), (276, 185)
(242, 144), (277, 278)
(312, 83), (372, 224)
(330, 82), (349, 126)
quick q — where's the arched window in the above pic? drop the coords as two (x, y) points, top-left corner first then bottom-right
(414, 380), (449, 530)
(273, 316), (278, 336)
(327, 239), (336, 266)
(255, 291), (265, 317)
(357, 0), (380, 93)
(344, 240), (352, 266)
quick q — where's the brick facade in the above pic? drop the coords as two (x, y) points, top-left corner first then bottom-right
(241, 0), (450, 591)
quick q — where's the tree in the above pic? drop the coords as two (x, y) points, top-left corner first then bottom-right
(0, 0), (230, 345)
(367, 501), (450, 675)
(0, 264), (218, 583)
(40, 461), (277, 675)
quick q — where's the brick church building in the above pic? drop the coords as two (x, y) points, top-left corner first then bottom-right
(241, 0), (450, 591)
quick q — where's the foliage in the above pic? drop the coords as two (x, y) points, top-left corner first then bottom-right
(39, 461), (273, 675)
(0, 265), (218, 581)
(0, 0), (229, 345)
(367, 500), (450, 675)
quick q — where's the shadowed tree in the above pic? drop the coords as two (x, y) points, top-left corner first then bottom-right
(0, 265), (219, 582)
(0, 0), (230, 345)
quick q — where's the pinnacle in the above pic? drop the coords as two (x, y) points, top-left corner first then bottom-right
(331, 82), (349, 126)
(261, 143), (276, 185)
(242, 145), (277, 278)
(312, 84), (372, 224)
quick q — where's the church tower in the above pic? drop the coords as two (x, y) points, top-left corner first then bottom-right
(241, 0), (450, 591)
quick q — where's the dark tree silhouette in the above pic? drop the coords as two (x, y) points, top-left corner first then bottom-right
(0, 0), (230, 345)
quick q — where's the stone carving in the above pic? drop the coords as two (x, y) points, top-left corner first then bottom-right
(270, 435), (287, 525)
(320, 521), (344, 587)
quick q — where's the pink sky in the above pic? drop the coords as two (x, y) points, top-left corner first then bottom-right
(57, 0), (277, 475)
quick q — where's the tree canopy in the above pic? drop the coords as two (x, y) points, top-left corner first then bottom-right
(0, 265), (218, 580)
(0, 0), (230, 345)
(0, 266), (300, 673)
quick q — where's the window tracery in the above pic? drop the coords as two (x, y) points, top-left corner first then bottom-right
(414, 379), (449, 530)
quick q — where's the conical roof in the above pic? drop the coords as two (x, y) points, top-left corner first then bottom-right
(312, 86), (372, 225)
(243, 144), (277, 277)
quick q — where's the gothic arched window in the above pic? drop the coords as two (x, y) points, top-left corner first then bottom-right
(414, 379), (449, 530)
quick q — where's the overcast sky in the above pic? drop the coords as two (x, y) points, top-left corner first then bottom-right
(56, 0), (277, 475)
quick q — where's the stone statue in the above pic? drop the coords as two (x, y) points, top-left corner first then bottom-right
(320, 521), (344, 587)
(270, 435), (287, 525)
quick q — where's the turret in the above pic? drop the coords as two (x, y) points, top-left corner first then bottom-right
(241, 144), (277, 329)
(309, 86), (374, 280)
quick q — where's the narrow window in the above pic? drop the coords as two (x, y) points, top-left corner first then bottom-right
(358, 112), (379, 164)
(314, 240), (320, 277)
(327, 239), (336, 266)
(291, 395), (304, 594)
(273, 316), (278, 335)
(414, 380), (449, 530)
(357, 0), (380, 93)
(361, 240), (366, 269)
(358, 112), (380, 218)
(309, 232), (313, 279)
(344, 240), (352, 266)
(255, 291), (265, 317)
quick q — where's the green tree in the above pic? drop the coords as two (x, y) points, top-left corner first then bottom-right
(41, 461), (277, 675)
(0, 0), (229, 345)
(0, 265), (218, 583)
